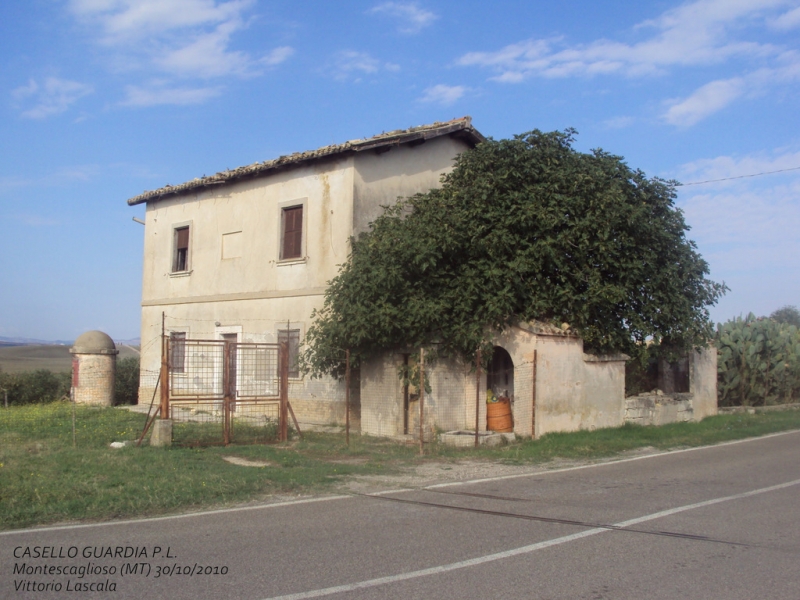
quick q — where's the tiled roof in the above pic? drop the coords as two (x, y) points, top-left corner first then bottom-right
(127, 116), (484, 206)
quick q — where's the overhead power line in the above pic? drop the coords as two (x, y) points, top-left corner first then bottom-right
(677, 165), (800, 186)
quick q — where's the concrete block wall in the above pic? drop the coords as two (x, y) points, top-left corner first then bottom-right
(690, 346), (718, 420)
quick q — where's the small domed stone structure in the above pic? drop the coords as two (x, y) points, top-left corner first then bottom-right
(70, 330), (119, 406)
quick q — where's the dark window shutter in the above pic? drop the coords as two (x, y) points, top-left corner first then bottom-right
(282, 207), (303, 259)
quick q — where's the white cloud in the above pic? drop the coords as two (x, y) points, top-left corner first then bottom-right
(601, 116), (636, 129)
(12, 77), (94, 119)
(662, 57), (800, 125)
(68, 0), (252, 43)
(121, 84), (222, 106)
(677, 149), (800, 183)
(154, 19), (252, 78)
(675, 151), (800, 317)
(419, 84), (467, 106)
(368, 2), (437, 34)
(458, 0), (800, 126)
(330, 51), (399, 81)
(260, 46), (294, 67)
(67, 0), (292, 105)
(459, 0), (786, 80)
(769, 5), (800, 29)
(663, 77), (746, 126)
(13, 214), (61, 227)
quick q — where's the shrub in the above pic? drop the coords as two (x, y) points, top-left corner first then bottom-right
(0, 369), (71, 405)
(716, 314), (800, 406)
(114, 356), (140, 405)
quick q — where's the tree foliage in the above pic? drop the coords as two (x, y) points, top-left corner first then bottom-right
(303, 129), (726, 378)
(770, 305), (800, 328)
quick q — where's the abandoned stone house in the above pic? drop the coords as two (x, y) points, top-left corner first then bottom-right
(128, 116), (716, 439)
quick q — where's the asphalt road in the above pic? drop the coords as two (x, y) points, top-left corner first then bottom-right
(4, 430), (800, 600)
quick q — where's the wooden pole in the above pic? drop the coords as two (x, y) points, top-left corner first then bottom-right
(475, 348), (481, 447)
(345, 349), (351, 447)
(532, 349), (537, 439)
(419, 347), (425, 456)
(279, 340), (289, 442)
(403, 354), (409, 435)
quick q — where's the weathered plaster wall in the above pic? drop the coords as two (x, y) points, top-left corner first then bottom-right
(141, 156), (355, 305)
(582, 355), (627, 430)
(361, 353), (405, 437)
(532, 336), (587, 436)
(353, 136), (470, 235)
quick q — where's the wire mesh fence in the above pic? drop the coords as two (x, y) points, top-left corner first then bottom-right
(162, 338), (292, 446)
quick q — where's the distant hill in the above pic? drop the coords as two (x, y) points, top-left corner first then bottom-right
(0, 336), (73, 346)
(0, 336), (140, 347)
(0, 344), (141, 373)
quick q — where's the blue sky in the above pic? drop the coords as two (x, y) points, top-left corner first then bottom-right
(1, 0), (799, 341)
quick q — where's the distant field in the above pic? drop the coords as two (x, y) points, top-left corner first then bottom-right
(0, 344), (140, 373)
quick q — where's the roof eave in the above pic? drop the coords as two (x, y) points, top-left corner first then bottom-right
(127, 118), (485, 207)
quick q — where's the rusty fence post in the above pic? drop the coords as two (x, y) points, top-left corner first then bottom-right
(475, 348), (481, 448)
(279, 340), (289, 442)
(345, 349), (351, 447)
(160, 320), (169, 421)
(223, 340), (231, 445)
(419, 347), (425, 456)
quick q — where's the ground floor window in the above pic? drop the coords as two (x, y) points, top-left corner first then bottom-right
(278, 328), (300, 378)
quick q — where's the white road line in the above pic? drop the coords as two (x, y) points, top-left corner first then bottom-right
(0, 496), (350, 537)
(262, 477), (800, 600)
(3, 428), (798, 536)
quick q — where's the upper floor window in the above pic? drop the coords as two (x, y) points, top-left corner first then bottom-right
(173, 226), (190, 272)
(281, 206), (303, 260)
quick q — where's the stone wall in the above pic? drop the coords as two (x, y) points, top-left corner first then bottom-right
(624, 392), (694, 426)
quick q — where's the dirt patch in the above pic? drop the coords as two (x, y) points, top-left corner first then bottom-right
(222, 456), (276, 468)
(340, 447), (667, 494)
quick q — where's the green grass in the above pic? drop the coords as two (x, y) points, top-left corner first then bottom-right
(1, 403), (799, 530)
(0, 344), (140, 373)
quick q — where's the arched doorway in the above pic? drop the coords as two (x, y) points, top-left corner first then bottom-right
(487, 346), (514, 402)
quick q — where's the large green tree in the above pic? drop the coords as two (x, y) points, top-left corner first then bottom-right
(303, 129), (726, 378)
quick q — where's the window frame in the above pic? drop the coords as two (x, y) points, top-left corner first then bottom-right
(277, 198), (307, 264)
(171, 222), (192, 274)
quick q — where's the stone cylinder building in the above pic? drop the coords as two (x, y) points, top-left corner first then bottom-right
(70, 330), (119, 406)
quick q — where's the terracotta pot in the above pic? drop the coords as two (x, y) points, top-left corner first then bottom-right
(486, 397), (513, 433)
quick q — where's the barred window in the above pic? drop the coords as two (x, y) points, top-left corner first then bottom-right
(277, 328), (300, 378)
(170, 331), (186, 373)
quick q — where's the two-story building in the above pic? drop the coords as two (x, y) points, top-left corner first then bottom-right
(128, 117), (485, 428)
